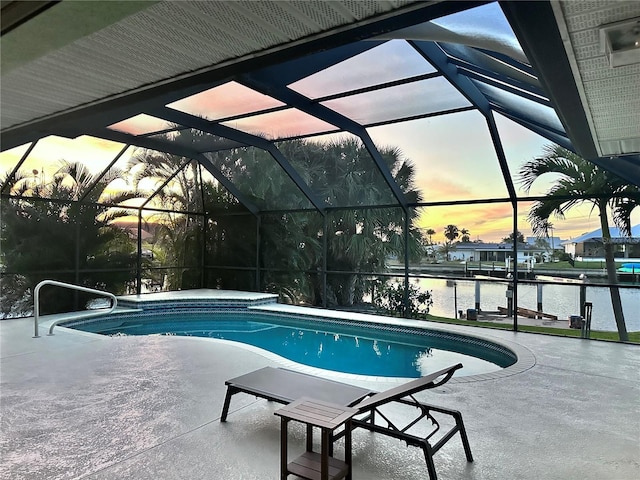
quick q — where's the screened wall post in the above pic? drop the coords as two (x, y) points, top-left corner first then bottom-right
(74, 214), (81, 310)
(512, 202), (519, 332)
(322, 214), (328, 309)
(256, 214), (261, 291)
(198, 163), (207, 289)
(201, 212), (207, 289)
(403, 211), (410, 318)
(486, 112), (518, 331)
(136, 209), (142, 294)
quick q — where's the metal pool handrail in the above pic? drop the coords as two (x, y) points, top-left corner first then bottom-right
(33, 280), (117, 338)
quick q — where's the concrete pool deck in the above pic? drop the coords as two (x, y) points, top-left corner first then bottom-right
(1, 294), (639, 479)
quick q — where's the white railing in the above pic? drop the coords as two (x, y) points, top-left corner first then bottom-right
(33, 280), (117, 337)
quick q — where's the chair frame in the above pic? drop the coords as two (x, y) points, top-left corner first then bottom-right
(221, 363), (473, 479)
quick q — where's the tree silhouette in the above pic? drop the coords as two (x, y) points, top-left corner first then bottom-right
(1, 162), (140, 316)
(425, 228), (436, 245)
(502, 231), (525, 244)
(519, 144), (639, 341)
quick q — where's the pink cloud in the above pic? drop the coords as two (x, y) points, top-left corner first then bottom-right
(167, 81), (284, 120)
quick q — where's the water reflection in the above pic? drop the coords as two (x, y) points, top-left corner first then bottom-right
(420, 279), (640, 331)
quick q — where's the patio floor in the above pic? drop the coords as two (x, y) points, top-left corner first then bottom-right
(1, 307), (639, 480)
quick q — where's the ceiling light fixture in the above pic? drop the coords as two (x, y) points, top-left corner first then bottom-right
(599, 17), (640, 68)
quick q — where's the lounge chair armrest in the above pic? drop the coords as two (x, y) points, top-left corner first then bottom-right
(429, 363), (462, 388)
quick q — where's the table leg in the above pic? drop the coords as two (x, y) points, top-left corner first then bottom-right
(306, 423), (313, 452)
(320, 428), (329, 480)
(280, 418), (288, 480)
(345, 419), (352, 480)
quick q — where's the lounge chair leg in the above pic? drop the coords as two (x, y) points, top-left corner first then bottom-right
(453, 411), (473, 462)
(422, 442), (438, 480)
(220, 386), (237, 422)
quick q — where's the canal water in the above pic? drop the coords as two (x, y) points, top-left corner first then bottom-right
(416, 278), (640, 332)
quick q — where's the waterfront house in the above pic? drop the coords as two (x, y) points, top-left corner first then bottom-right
(449, 242), (547, 264)
(562, 225), (640, 261)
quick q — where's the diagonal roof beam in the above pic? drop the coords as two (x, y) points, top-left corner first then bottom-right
(410, 40), (517, 200)
(0, 140), (37, 194)
(140, 156), (193, 210)
(149, 106), (327, 215)
(410, 40), (491, 113)
(486, 112), (518, 202)
(237, 75), (409, 212)
(88, 127), (260, 215)
(500, 1), (597, 161)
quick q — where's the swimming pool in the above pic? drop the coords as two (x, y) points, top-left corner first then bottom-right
(64, 311), (516, 378)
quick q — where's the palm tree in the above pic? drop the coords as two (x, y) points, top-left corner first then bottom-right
(460, 228), (471, 243)
(272, 138), (424, 307)
(425, 228), (436, 244)
(441, 224), (460, 261)
(1, 162), (140, 316)
(129, 131), (209, 290)
(519, 145), (639, 341)
(444, 224), (459, 243)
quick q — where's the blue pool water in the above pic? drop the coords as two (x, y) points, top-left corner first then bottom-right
(66, 312), (516, 378)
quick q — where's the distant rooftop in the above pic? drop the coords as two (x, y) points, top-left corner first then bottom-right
(564, 225), (640, 244)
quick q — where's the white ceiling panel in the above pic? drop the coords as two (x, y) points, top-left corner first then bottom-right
(553, 0), (640, 156)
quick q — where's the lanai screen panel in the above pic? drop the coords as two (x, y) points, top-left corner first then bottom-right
(206, 211), (258, 270)
(325, 206), (407, 275)
(142, 160), (205, 213)
(438, 42), (539, 90)
(117, 145), (196, 209)
(147, 129), (246, 154)
(472, 80), (565, 135)
(203, 146), (313, 211)
(2, 136), (132, 202)
(199, 164), (246, 213)
(108, 114), (179, 136)
(220, 108), (338, 140)
(140, 211), (204, 291)
(493, 113), (563, 198)
(167, 81), (286, 120)
(276, 131), (399, 208)
(288, 40), (437, 99)
(418, 202), (516, 248)
(260, 210), (324, 301)
(321, 77), (472, 126)
(368, 110), (509, 203)
(0, 143), (31, 189)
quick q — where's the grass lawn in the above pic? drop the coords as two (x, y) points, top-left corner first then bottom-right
(533, 260), (609, 270)
(424, 314), (640, 344)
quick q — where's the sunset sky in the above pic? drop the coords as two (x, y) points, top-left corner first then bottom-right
(2, 9), (638, 245)
(2, 121), (637, 245)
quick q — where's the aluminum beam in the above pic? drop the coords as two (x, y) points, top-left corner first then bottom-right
(237, 75), (409, 211)
(149, 107), (327, 214)
(91, 127), (260, 215)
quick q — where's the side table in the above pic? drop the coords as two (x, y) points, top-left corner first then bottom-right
(275, 396), (358, 480)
